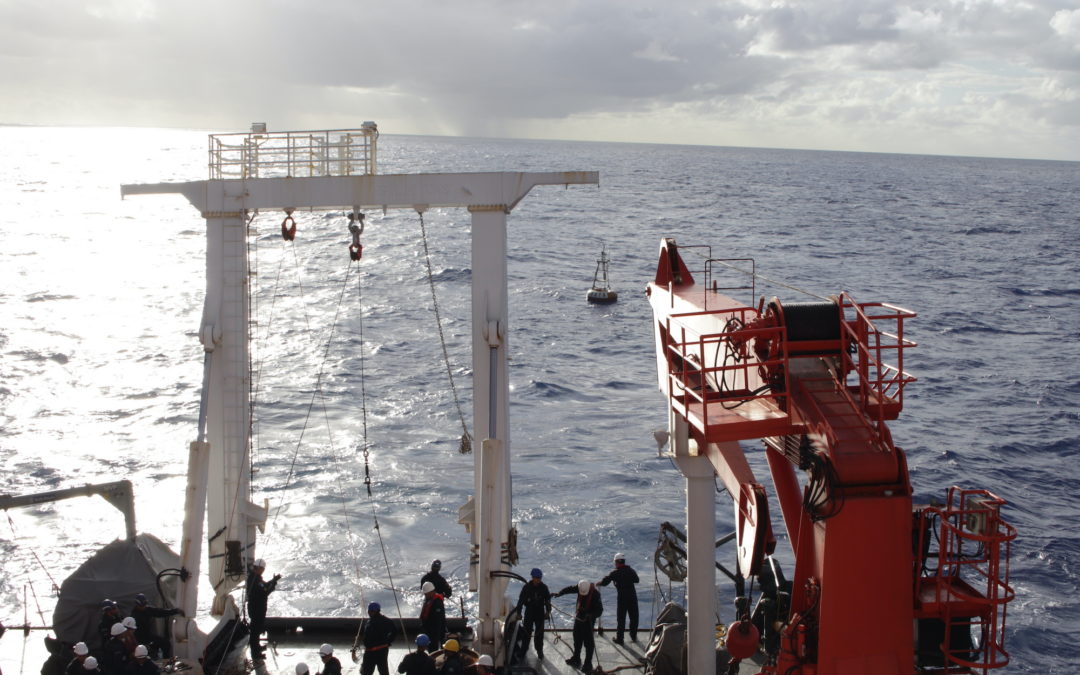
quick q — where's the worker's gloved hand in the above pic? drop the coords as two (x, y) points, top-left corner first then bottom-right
(273, 574), (282, 581)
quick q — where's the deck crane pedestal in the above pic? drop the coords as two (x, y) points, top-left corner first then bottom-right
(646, 239), (1016, 675)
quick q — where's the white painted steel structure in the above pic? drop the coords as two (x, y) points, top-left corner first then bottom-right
(122, 164), (598, 663)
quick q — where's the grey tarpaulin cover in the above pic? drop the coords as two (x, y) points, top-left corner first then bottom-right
(53, 533), (180, 648)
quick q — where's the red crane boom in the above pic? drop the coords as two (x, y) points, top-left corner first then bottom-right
(647, 238), (1016, 674)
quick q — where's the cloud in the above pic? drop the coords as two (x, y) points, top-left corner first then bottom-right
(0, 0), (1077, 159)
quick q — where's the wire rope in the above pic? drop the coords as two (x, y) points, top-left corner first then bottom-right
(417, 211), (473, 454)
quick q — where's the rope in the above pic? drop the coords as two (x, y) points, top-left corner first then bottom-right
(417, 210), (473, 454)
(265, 247), (355, 538)
(350, 256), (410, 657)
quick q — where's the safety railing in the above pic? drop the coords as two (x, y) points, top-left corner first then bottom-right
(208, 123), (379, 179)
(916, 488), (1017, 673)
(837, 294), (917, 435)
(663, 307), (790, 441)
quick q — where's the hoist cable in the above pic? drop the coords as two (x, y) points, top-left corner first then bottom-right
(417, 211), (473, 454)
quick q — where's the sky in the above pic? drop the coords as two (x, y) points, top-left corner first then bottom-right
(1, 0), (1079, 161)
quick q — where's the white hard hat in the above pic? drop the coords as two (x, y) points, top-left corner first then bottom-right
(578, 580), (591, 595)
(134, 645), (149, 658)
(295, 663), (309, 675)
(83, 657), (99, 670)
(477, 655), (494, 667)
(110, 622), (126, 636)
(614, 552), (626, 562)
(254, 558), (266, 568)
(74, 642), (89, 656)
(422, 581), (435, 593)
(122, 616), (137, 629)
(319, 644), (333, 656)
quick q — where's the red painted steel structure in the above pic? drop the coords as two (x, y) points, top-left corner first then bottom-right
(646, 239), (1015, 674)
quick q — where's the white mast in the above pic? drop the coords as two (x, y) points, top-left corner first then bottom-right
(122, 126), (597, 662)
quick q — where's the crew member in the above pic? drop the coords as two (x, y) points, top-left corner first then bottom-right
(103, 622), (131, 675)
(420, 560), (452, 598)
(465, 655), (493, 675)
(435, 639), (464, 675)
(361, 602), (396, 675)
(130, 645), (160, 675)
(245, 558), (281, 661)
(80, 656), (102, 675)
(66, 642), (91, 675)
(397, 634), (436, 675)
(515, 568), (551, 661)
(420, 582), (447, 648)
(598, 553), (640, 643)
(120, 617), (139, 655)
(296, 663), (310, 675)
(131, 593), (182, 658)
(97, 600), (122, 651)
(317, 644), (341, 675)
(553, 580), (603, 672)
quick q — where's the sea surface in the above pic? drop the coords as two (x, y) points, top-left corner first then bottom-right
(1, 126), (1077, 673)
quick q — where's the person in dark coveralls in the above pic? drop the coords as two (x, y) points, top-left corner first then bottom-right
(246, 558), (281, 660)
(397, 634), (436, 675)
(104, 622), (131, 675)
(419, 582), (447, 648)
(515, 568), (551, 660)
(317, 644), (342, 675)
(598, 552), (640, 643)
(361, 602), (397, 675)
(553, 580), (603, 672)
(129, 644), (160, 675)
(66, 642), (91, 675)
(435, 639), (464, 675)
(420, 560), (452, 598)
(97, 600), (122, 651)
(132, 593), (182, 658)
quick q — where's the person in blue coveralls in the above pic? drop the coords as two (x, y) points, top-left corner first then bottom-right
(598, 552), (640, 643)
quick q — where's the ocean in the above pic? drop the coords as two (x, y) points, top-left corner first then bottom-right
(0, 126), (1077, 673)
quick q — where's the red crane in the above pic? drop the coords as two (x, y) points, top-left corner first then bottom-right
(647, 239), (1016, 674)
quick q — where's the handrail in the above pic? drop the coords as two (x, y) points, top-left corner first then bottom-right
(208, 124), (379, 179)
(663, 307), (789, 441)
(917, 487), (1017, 672)
(837, 294), (917, 435)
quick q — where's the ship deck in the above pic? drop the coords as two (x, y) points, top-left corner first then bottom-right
(259, 618), (764, 675)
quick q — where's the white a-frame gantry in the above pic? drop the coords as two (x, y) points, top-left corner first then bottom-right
(122, 135), (598, 662)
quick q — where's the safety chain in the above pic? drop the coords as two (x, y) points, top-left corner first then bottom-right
(417, 211), (473, 454)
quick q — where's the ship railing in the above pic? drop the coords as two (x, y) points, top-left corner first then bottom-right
(916, 487), (1017, 673)
(703, 257), (757, 311)
(662, 307), (791, 442)
(837, 294), (917, 433)
(208, 123), (379, 180)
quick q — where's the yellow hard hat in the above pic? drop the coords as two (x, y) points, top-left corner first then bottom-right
(442, 639), (460, 653)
